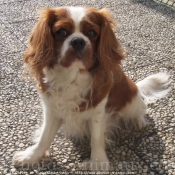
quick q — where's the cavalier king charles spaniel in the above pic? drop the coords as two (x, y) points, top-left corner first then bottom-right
(13, 7), (170, 170)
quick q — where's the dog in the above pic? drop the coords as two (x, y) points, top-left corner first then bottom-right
(13, 6), (170, 170)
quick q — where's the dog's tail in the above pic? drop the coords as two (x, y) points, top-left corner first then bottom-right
(136, 73), (171, 104)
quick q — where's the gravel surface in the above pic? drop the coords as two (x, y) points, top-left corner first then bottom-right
(0, 0), (175, 174)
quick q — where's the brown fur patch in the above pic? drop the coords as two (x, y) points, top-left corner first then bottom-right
(106, 66), (138, 111)
(79, 8), (137, 112)
(23, 7), (72, 92)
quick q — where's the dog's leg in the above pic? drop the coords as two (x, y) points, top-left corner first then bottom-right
(84, 98), (109, 171)
(90, 115), (109, 171)
(13, 102), (62, 167)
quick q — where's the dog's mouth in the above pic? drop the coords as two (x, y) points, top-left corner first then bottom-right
(67, 58), (86, 70)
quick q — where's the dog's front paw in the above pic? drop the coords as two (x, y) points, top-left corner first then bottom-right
(13, 145), (44, 167)
(81, 158), (110, 172)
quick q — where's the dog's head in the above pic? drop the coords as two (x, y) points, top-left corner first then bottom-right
(24, 7), (125, 90)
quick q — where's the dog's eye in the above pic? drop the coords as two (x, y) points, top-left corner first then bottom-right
(57, 29), (68, 37)
(87, 30), (97, 38)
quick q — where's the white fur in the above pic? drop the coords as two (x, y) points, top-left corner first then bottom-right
(68, 7), (85, 31)
(42, 61), (93, 138)
(13, 61), (110, 169)
(60, 7), (89, 58)
(13, 68), (171, 169)
(87, 97), (110, 170)
(117, 92), (147, 130)
(137, 73), (170, 104)
(116, 73), (170, 130)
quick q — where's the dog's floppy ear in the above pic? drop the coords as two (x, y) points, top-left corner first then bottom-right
(24, 8), (56, 88)
(98, 9), (125, 71)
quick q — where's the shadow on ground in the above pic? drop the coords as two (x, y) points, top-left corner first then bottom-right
(13, 114), (167, 174)
(131, 0), (175, 19)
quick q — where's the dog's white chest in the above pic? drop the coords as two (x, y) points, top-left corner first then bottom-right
(42, 64), (92, 113)
(40, 63), (93, 138)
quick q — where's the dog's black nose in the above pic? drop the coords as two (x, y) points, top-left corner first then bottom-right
(70, 37), (86, 50)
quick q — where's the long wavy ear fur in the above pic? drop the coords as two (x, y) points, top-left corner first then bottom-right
(98, 9), (125, 71)
(24, 8), (56, 91)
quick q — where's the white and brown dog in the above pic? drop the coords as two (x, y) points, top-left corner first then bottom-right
(13, 6), (170, 170)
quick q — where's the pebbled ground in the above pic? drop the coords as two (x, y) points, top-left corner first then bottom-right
(0, 0), (175, 174)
